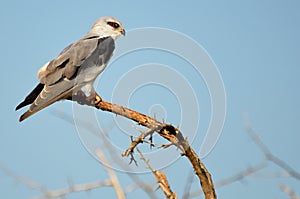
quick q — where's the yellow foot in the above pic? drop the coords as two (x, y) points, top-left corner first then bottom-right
(86, 92), (102, 105)
(94, 94), (102, 105)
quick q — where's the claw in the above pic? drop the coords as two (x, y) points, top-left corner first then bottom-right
(86, 92), (102, 105)
(94, 94), (102, 105)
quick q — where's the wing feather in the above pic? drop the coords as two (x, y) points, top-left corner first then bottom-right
(15, 83), (44, 110)
(17, 35), (115, 122)
(19, 82), (76, 122)
(39, 34), (102, 85)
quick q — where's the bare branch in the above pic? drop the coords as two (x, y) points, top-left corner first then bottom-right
(189, 162), (267, 198)
(244, 116), (300, 181)
(0, 161), (116, 199)
(253, 171), (291, 179)
(0, 164), (47, 193)
(280, 184), (300, 199)
(122, 127), (158, 157)
(33, 180), (112, 199)
(71, 93), (217, 199)
(124, 181), (156, 197)
(52, 110), (158, 198)
(95, 149), (125, 199)
(136, 147), (177, 199)
(215, 162), (267, 187)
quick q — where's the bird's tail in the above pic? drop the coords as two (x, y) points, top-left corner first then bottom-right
(16, 83), (45, 111)
(17, 82), (75, 122)
(19, 110), (37, 122)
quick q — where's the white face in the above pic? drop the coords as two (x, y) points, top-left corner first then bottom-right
(90, 16), (125, 40)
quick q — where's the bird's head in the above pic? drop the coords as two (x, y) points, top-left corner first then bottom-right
(90, 16), (125, 40)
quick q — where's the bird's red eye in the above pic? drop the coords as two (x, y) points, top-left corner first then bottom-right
(107, 21), (120, 29)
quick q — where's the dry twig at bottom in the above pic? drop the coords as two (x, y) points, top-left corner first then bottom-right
(244, 116), (300, 181)
(0, 163), (114, 199)
(280, 184), (300, 199)
(51, 110), (159, 198)
(70, 93), (217, 199)
(136, 147), (177, 199)
(95, 149), (125, 199)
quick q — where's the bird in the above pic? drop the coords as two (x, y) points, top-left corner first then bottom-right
(16, 16), (125, 122)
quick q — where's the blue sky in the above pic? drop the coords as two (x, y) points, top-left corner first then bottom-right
(1, 0), (299, 198)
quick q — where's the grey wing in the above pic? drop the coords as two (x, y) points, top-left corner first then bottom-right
(39, 35), (100, 85)
(18, 36), (115, 121)
(76, 36), (115, 82)
(84, 36), (115, 66)
(19, 80), (76, 121)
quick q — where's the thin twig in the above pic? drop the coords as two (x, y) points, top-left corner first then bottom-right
(122, 127), (158, 157)
(215, 162), (267, 187)
(33, 180), (112, 199)
(0, 164), (47, 193)
(253, 171), (291, 179)
(95, 149), (125, 199)
(70, 93), (217, 199)
(189, 162), (267, 198)
(280, 184), (300, 199)
(52, 110), (158, 199)
(0, 160), (119, 199)
(124, 181), (156, 197)
(244, 115), (300, 181)
(136, 147), (177, 199)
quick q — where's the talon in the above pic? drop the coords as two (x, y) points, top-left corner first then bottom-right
(94, 95), (102, 105)
(85, 92), (102, 105)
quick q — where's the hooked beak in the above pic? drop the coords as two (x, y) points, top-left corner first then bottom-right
(120, 28), (126, 36)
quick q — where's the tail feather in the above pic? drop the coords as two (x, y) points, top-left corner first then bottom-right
(19, 110), (35, 122)
(16, 83), (45, 110)
(18, 82), (76, 122)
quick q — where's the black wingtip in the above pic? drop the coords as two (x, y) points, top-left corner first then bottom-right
(15, 83), (45, 111)
(15, 102), (26, 111)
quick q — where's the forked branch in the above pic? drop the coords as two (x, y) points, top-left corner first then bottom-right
(70, 93), (217, 199)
